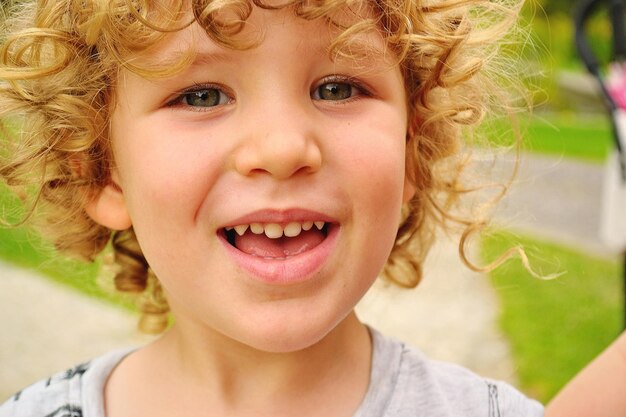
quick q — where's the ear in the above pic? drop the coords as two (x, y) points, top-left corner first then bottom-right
(85, 172), (132, 230)
(402, 176), (416, 203)
(404, 116), (419, 204)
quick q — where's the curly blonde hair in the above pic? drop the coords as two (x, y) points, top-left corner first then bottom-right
(0, 0), (524, 332)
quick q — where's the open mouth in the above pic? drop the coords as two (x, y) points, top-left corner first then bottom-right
(223, 221), (330, 259)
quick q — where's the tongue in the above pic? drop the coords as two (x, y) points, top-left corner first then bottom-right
(234, 229), (325, 258)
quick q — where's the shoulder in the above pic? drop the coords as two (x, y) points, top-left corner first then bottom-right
(367, 329), (544, 417)
(0, 362), (91, 417)
(414, 355), (544, 417)
(0, 348), (133, 417)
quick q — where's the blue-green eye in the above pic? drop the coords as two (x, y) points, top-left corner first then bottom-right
(314, 82), (356, 101)
(179, 88), (229, 107)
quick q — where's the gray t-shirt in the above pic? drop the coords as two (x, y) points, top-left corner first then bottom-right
(0, 329), (543, 416)
(354, 329), (543, 416)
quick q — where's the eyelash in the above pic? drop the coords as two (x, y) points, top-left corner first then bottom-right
(167, 83), (233, 111)
(312, 76), (371, 102)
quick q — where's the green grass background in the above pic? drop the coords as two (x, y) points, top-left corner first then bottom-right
(482, 113), (613, 163)
(481, 230), (622, 402)
(0, 183), (132, 308)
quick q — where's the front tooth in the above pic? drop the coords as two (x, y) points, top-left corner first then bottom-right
(314, 221), (325, 230)
(234, 225), (249, 236)
(302, 221), (313, 231)
(264, 223), (283, 239)
(250, 223), (264, 234)
(284, 222), (302, 237)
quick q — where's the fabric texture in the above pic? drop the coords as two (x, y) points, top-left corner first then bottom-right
(0, 329), (543, 416)
(352, 329), (544, 416)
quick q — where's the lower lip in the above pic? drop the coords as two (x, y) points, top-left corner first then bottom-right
(219, 225), (339, 285)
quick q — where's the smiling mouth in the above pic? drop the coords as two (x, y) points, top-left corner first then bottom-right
(224, 221), (330, 259)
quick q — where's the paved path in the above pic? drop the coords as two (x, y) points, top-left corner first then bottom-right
(486, 152), (610, 254)
(0, 263), (155, 401)
(0, 152), (615, 402)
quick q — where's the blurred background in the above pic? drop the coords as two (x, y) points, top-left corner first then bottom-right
(0, 0), (624, 407)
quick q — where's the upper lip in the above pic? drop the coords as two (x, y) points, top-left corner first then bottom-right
(221, 208), (338, 229)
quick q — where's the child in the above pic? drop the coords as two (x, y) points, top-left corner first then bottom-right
(546, 330), (626, 417)
(0, 0), (543, 416)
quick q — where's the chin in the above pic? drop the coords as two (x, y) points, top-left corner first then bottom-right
(236, 314), (346, 354)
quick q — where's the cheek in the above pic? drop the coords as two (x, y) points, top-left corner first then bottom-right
(359, 158), (405, 242)
(337, 121), (407, 205)
(337, 121), (407, 252)
(111, 138), (225, 289)
(111, 121), (225, 225)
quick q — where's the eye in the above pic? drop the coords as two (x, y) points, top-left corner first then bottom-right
(171, 86), (231, 108)
(313, 80), (361, 101)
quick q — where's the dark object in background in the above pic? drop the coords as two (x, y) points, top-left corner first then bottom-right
(575, 0), (626, 327)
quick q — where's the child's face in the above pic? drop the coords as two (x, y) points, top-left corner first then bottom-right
(105, 8), (412, 352)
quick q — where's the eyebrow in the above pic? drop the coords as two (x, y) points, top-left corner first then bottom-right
(187, 51), (231, 67)
(154, 50), (231, 71)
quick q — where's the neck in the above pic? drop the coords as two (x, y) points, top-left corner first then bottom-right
(141, 312), (372, 416)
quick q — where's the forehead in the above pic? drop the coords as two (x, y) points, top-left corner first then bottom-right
(128, 4), (392, 75)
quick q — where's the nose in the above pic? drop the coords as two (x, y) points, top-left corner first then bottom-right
(234, 112), (322, 180)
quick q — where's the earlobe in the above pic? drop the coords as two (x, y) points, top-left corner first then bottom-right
(85, 178), (132, 231)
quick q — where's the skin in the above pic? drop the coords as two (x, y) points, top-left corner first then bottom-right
(87, 7), (414, 417)
(546, 330), (626, 417)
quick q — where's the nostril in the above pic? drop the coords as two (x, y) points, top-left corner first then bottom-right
(248, 168), (272, 176)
